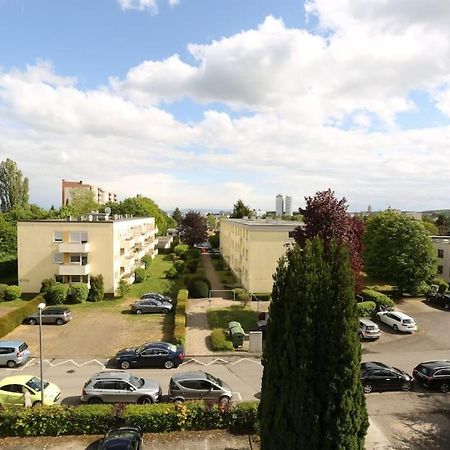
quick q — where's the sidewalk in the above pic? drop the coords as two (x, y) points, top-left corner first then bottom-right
(365, 418), (393, 449)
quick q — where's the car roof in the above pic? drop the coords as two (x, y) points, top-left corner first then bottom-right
(144, 341), (174, 349)
(382, 310), (412, 319)
(90, 371), (131, 381)
(418, 360), (450, 369)
(170, 371), (209, 382)
(0, 340), (27, 347)
(361, 362), (390, 371)
(359, 318), (377, 325)
(0, 375), (34, 385)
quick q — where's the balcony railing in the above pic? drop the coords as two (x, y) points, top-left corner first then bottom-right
(58, 263), (90, 276)
(58, 242), (90, 253)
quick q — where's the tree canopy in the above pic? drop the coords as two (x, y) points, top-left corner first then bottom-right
(172, 207), (183, 225)
(69, 188), (99, 217)
(260, 238), (368, 449)
(231, 199), (252, 218)
(178, 211), (207, 246)
(363, 210), (436, 294)
(293, 189), (364, 292)
(0, 159), (29, 212)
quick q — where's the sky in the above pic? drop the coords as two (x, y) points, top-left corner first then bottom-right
(1, 0), (450, 212)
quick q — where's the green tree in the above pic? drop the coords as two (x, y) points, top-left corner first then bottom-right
(88, 275), (104, 302)
(172, 207), (183, 225)
(260, 238), (368, 449)
(363, 210), (436, 294)
(0, 159), (29, 212)
(69, 189), (99, 216)
(422, 220), (439, 236)
(178, 211), (207, 247)
(206, 214), (218, 229)
(231, 199), (252, 218)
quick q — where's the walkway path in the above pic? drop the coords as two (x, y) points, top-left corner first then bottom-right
(200, 253), (224, 291)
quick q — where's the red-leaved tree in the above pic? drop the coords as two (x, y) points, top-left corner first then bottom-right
(293, 189), (364, 292)
(178, 211), (208, 247)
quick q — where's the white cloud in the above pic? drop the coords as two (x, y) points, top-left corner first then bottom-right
(118, 0), (179, 14)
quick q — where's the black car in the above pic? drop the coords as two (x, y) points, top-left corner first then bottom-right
(361, 362), (413, 393)
(141, 292), (173, 303)
(115, 341), (184, 370)
(425, 292), (450, 310)
(99, 426), (142, 450)
(413, 360), (450, 393)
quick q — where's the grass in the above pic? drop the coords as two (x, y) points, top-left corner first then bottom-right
(207, 305), (258, 333)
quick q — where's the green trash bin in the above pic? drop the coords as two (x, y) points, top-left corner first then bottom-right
(228, 321), (245, 349)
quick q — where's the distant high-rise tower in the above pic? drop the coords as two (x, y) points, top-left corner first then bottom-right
(285, 196), (293, 216)
(276, 194), (284, 217)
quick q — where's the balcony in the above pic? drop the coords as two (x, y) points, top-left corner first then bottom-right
(58, 242), (90, 253)
(58, 264), (90, 276)
(122, 238), (135, 249)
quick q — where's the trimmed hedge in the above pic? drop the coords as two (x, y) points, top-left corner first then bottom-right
(46, 283), (69, 305)
(0, 284), (8, 301)
(210, 328), (234, 351)
(166, 267), (179, 279)
(361, 288), (395, 309)
(173, 260), (186, 273)
(4, 285), (21, 301)
(356, 301), (376, 317)
(173, 289), (188, 346)
(0, 401), (259, 437)
(174, 244), (189, 258)
(187, 276), (211, 298)
(0, 297), (43, 338)
(88, 275), (104, 302)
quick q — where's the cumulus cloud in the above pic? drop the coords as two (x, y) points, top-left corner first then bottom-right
(118, 0), (179, 14)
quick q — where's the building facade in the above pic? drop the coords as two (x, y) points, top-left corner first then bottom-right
(432, 236), (450, 283)
(62, 179), (118, 206)
(275, 194), (284, 217)
(285, 195), (293, 216)
(220, 218), (299, 293)
(18, 215), (158, 295)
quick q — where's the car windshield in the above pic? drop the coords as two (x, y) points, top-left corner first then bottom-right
(366, 325), (375, 330)
(26, 377), (49, 392)
(128, 375), (144, 389)
(206, 373), (222, 386)
(167, 343), (177, 352)
(417, 365), (433, 376)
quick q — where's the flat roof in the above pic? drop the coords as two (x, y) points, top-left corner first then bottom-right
(223, 218), (301, 227)
(18, 217), (153, 224)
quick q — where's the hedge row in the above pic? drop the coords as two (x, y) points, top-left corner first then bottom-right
(173, 289), (188, 346)
(0, 297), (43, 338)
(361, 288), (395, 309)
(0, 402), (259, 437)
(356, 301), (377, 317)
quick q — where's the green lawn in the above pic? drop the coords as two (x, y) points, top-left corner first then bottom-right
(207, 305), (258, 332)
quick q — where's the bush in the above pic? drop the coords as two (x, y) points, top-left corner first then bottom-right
(174, 244), (189, 258)
(0, 284), (7, 301)
(0, 297), (42, 338)
(69, 283), (89, 304)
(40, 278), (56, 301)
(356, 301), (376, 317)
(361, 288), (395, 309)
(166, 267), (179, 279)
(141, 254), (153, 269)
(117, 279), (131, 297)
(46, 283), (69, 305)
(89, 275), (104, 302)
(186, 260), (198, 273)
(173, 289), (188, 346)
(187, 248), (201, 259)
(434, 279), (449, 294)
(210, 328), (234, 351)
(173, 260), (186, 273)
(3, 285), (21, 301)
(134, 268), (147, 283)
(189, 280), (209, 298)
(208, 233), (220, 248)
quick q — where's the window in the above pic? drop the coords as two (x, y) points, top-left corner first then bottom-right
(93, 381), (117, 390)
(70, 254), (81, 264)
(0, 347), (13, 355)
(53, 231), (63, 242)
(55, 275), (64, 283)
(53, 253), (63, 264)
(69, 231), (88, 243)
(179, 380), (202, 390)
(438, 249), (444, 258)
(438, 265), (443, 274)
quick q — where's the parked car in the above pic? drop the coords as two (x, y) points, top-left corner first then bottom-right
(114, 342), (184, 369)
(141, 292), (173, 303)
(359, 318), (381, 340)
(0, 340), (30, 368)
(130, 298), (173, 314)
(376, 310), (417, 333)
(0, 375), (61, 406)
(99, 426), (143, 450)
(25, 306), (72, 325)
(81, 370), (161, 404)
(257, 312), (268, 338)
(425, 292), (450, 310)
(168, 371), (232, 404)
(361, 362), (413, 393)
(413, 360), (450, 393)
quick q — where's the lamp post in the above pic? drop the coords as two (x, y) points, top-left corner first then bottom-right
(38, 302), (46, 404)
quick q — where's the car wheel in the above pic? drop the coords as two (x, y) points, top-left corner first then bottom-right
(88, 397), (103, 404)
(440, 382), (449, 393)
(162, 308), (169, 314)
(135, 309), (143, 315)
(393, 324), (398, 332)
(138, 396), (153, 404)
(401, 382), (411, 392)
(363, 384), (373, 394)
(32, 401), (42, 407)
(56, 318), (64, 326)
(6, 360), (16, 368)
(120, 361), (131, 370)
(359, 332), (364, 340)
(219, 396), (231, 405)
(164, 360), (175, 369)
(28, 318), (37, 325)
(173, 398), (184, 404)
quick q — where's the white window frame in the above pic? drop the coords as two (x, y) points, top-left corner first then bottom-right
(53, 231), (63, 243)
(53, 253), (64, 264)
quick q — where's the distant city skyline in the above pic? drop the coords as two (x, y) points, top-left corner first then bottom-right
(2, 1), (450, 211)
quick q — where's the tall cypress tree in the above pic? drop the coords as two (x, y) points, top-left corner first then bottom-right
(259, 238), (368, 449)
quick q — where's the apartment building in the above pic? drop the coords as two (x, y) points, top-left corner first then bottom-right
(220, 218), (299, 293)
(432, 236), (450, 283)
(61, 179), (118, 206)
(17, 214), (158, 295)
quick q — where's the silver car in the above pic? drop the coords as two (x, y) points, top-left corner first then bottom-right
(26, 307), (72, 325)
(359, 318), (381, 340)
(168, 371), (233, 404)
(81, 371), (161, 404)
(130, 299), (173, 314)
(0, 341), (30, 368)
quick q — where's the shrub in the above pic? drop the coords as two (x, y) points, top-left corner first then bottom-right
(186, 260), (198, 273)
(69, 283), (89, 304)
(0, 284), (7, 301)
(252, 293), (271, 302)
(117, 279), (131, 297)
(174, 244), (189, 258)
(208, 233), (220, 248)
(173, 289), (188, 346)
(361, 288), (395, 309)
(89, 275), (104, 302)
(69, 404), (115, 435)
(134, 268), (147, 283)
(174, 260), (186, 273)
(141, 254), (153, 269)
(3, 285), (21, 301)
(46, 283), (69, 305)
(434, 279), (449, 294)
(0, 297), (42, 338)
(40, 278), (56, 301)
(356, 301), (376, 317)
(210, 328), (233, 351)
(187, 248), (201, 259)
(189, 280), (209, 298)
(166, 267), (178, 279)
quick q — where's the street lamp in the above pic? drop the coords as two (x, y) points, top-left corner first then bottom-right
(38, 302), (46, 405)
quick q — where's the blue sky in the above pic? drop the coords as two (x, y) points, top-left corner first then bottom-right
(1, 0), (450, 211)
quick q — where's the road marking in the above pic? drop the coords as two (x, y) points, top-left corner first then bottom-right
(6, 358), (105, 370)
(232, 391), (242, 400)
(180, 357), (261, 366)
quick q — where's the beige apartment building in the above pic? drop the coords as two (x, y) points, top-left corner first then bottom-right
(220, 218), (299, 293)
(62, 179), (118, 206)
(18, 214), (158, 295)
(432, 236), (450, 283)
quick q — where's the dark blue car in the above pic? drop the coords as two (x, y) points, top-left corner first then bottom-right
(100, 426), (142, 450)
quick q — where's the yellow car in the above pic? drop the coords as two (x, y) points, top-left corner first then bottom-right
(0, 375), (61, 407)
